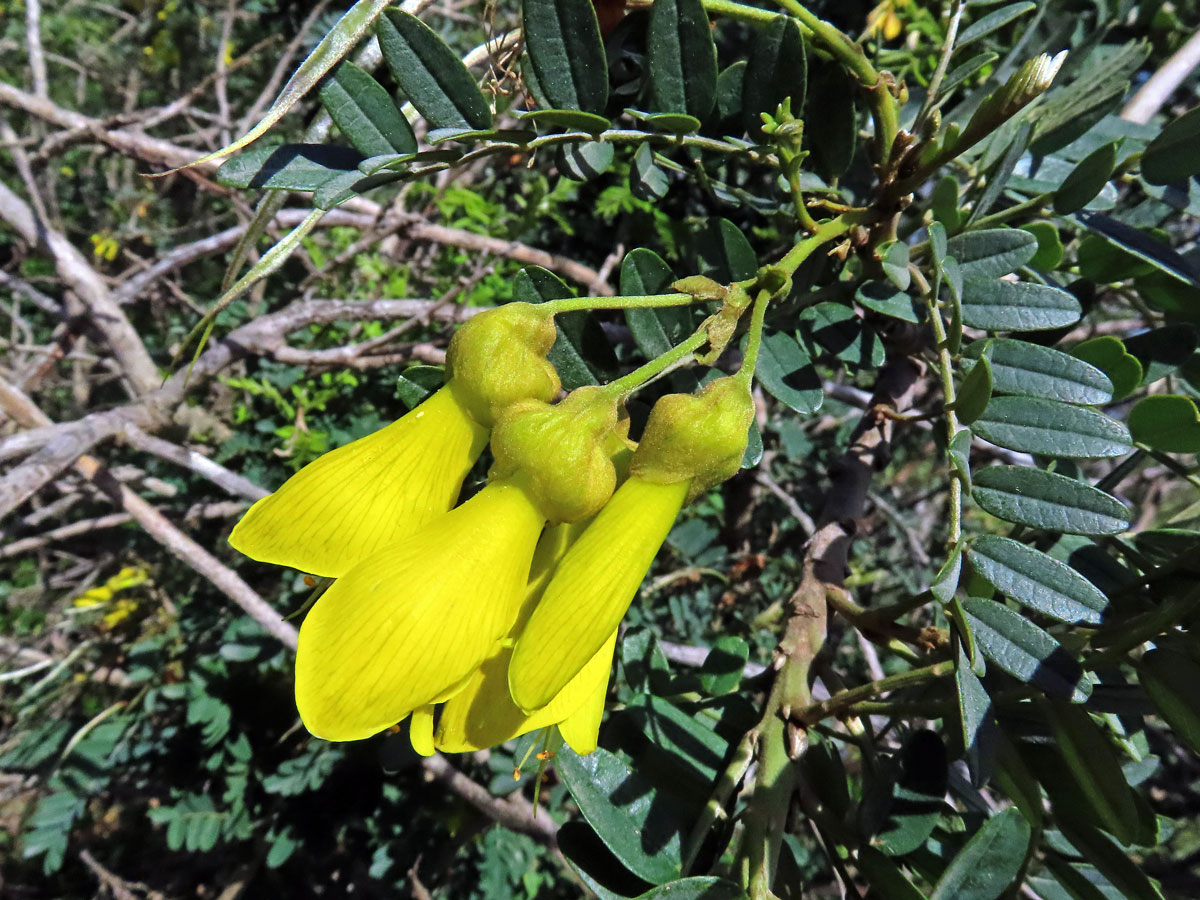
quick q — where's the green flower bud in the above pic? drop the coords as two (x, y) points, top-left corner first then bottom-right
(447, 303), (561, 426)
(490, 386), (620, 523)
(630, 376), (755, 502)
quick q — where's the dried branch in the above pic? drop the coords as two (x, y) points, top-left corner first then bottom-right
(119, 426), (268, 502)
(1122, 29), (1200, 124)
(0, 180), (160, 395)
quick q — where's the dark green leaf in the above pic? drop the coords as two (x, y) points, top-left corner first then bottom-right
(377, 11), (492, 130)
(1056, 821), (1165, 900)
(631, 143), (669, 200)
(959, 280), (1081, 332)
(1054, 143), (1118, 214)
(800, 302), (885, 368)
(1076, 212), (1200, 289)
(856, 280), (919, 322)
(1140, 648), (1200, 755)
(700, 637), (750, 695)
(647, 0), (717, 119)
(755, 331), (822, 414)
(880, 242), (912, 291)
(518, 107), (611, 133)
(956, 2), (1036, 48)
(742, 15), (806, 135)
(216, 143), (363, 191)
(1070, 337), (1142, 401)
(856, 846), (931, 900)
(522, 0), (609, 115)
(961, 596), (1091, 701)
(1024, 222), (1065, 270)
(742, 421), (763, 468)
(805, 55), (857, 180)
(1128, 394), (1200, 452)
(1122, 325), (1198, 384)
(932, 545), (964, 605)
(557, 140), (615, 180)
(964, 339), (1112, 405)
(694, 218), (757, 282)
(949, 428), (972, 493)
(956, 354), (992, 426)
(1048, 701), (1142, 844)
(957, 640), (997, 786)
(625, 108), (703, 134)
(319, 61), (417, 157)
(1041, 854), (1112, 900)
(929, 809), (1031, 900)
(967, 535), (1109, 624)
(938, 52), (998, 98)
(875, 730), (949, 857)
(1141, 103), (1200, 185)
(973, 396), (1131, 458)
(622, 252), (703, 362)
(715, 61), (746, 126)
(635, 877), (748, 900)
(971, 465), (1130, 535)
(946, 228), (1038, 282)
(313, 169), (407, 209)
(556, 744), (684, 883)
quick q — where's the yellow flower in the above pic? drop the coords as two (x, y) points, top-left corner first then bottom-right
(229, 302), (560, 578)
(293, 385), (624, 744)
(508, 477), (688, 712)
(508, 376), (755, 712)
(295, 480), (547, 741)
(229, 386), (488, 578)
(866, 0), (908, 42)
(430, 524), (618, 756)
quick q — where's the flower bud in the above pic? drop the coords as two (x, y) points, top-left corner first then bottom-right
(490, 386), (620, 523)
(447, 302), (561, 426)
(630, 376), (755, 502)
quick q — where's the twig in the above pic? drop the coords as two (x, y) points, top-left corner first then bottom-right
(24, 0), (49, 100)
(79, 849), (164, 900)
(0, 180), (159, 395)
(1122, 29), (1200, 124)
(120, 426), (268, 501)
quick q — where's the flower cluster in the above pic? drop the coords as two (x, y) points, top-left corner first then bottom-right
(230, 302), (754, 756)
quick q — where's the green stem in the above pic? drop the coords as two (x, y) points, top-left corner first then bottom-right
(602, 330), (710, 399)
(527, 128), (774, 164)
(786, 169), (822, 233)
(913, 266), (963, 547)
(542, 293), (694, 315)
(912, 0), (965, 132)
(799, 660), (954, 723)
(777, 213), (863, 277)
(736, 290), (771, 386)
(701, 0), (785, 27)
(969, 191), (1053, 230)
(771, 0), (898, 163)
(744, 714), (794, 900)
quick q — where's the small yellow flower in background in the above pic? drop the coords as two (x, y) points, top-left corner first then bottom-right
(229, 303), (559, 578)
(74, 566), (150, 608)
(866, 0), (909, 41)
(74, 566), (150, 629)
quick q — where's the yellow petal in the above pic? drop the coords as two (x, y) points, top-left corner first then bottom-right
(557, 635), (614, 755)
(409, 704), (436, 757)
(883, 10), (902, 41)
(295, 482), (545, 741)
(435, 628), (616, 753)
(509, 477), (688, 711)
(229, 386), (488, 577)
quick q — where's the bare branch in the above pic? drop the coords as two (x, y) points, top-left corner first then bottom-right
(1122, 29), (1200, 124)
(120, 425), (269, 501)
(0, 180), (160, 395)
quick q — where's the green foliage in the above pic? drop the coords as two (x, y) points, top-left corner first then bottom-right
(6, 0), (1200, 898)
